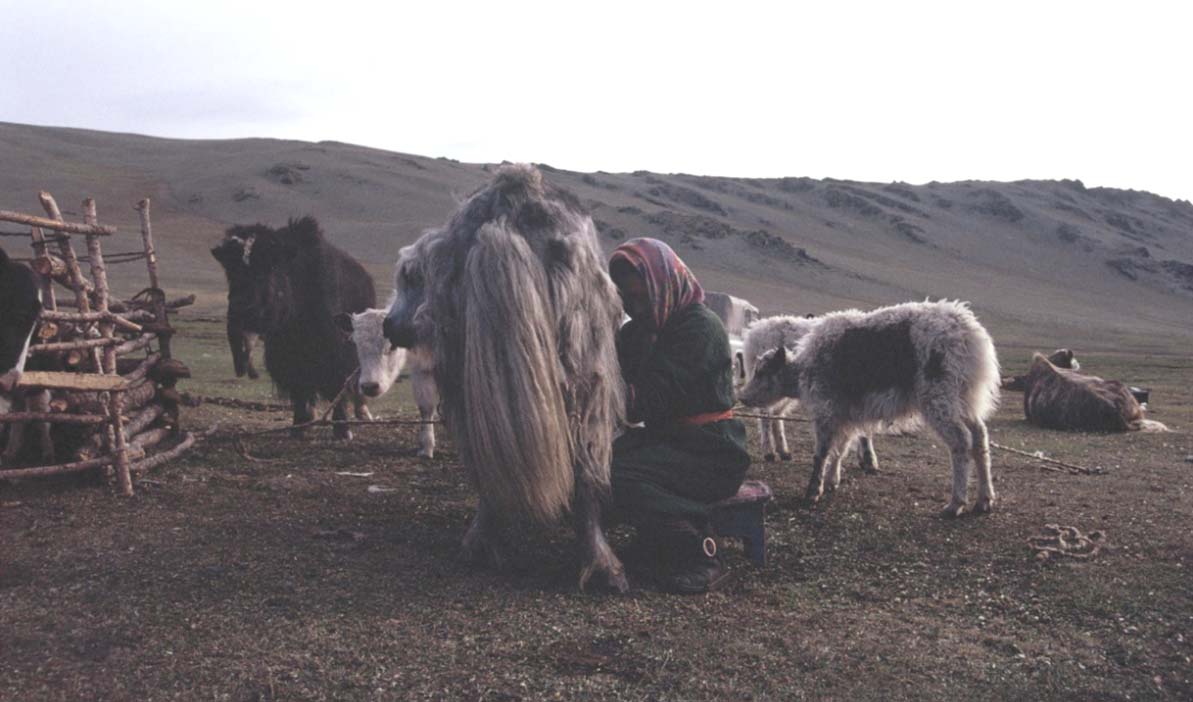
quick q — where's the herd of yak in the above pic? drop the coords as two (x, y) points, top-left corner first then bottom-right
(206, 164), (1168, 588)
(0, 164), (1168, 591)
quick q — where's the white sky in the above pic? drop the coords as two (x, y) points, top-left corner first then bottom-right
(3, 0), (1191, 201)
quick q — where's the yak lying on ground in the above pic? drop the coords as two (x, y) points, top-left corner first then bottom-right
(742, 314), (879, 471)
(1017, 353), (1167, 432)
(335, 307), (439, 457)
(234, 217), (375, 439)
(1001, 348), (1078, 391)
(211, 232), (264, 379)
(739, 300), (1001, 517)
(383, 164), (628, 592)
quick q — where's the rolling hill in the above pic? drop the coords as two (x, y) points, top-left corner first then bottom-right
(2, 121), (1191, 352)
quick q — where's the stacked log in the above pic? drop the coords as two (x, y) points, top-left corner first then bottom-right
(0, 192), (199, 495)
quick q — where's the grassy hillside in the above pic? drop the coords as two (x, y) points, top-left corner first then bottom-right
(2, 121), (1191, 351)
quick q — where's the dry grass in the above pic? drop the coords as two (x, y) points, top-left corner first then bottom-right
(2, 322), (1191, 701)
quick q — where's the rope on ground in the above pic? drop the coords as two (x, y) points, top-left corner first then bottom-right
(990, 441), (1104, 475)
(197, 369), (444, 449)
(182, 393), (291, 412)
(1028, 524), (1106, 561)
(731, 405), (809, 423)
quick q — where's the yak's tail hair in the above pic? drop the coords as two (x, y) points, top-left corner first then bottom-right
(457, 219), (575, 524)
(1134, 418), (1170, 433)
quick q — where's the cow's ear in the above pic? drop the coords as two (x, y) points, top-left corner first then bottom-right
(333, 313), (353, 334)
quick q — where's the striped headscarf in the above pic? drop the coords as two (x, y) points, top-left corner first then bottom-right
(609, 238), (704, 330)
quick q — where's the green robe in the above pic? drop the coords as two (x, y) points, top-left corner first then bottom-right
(611, 303), (751, 527)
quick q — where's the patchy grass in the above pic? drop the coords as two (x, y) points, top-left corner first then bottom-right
(2, 325), (1191, 700)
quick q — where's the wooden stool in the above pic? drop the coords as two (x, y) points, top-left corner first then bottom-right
(709, 480), (773, 567)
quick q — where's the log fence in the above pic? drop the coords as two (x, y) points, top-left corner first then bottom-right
(0, 192), (201, 494)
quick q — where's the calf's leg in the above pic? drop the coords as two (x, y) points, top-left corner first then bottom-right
(967, 418), (995, 513)
(413, 370), (438, 458)
(332, 397), (353, 440)
(925, 413), (974, 518)
(760, 413), (776, 462)
(856, 434), (880, 474)
(774, 408), (793, 461)
(806, 421), (838, 503)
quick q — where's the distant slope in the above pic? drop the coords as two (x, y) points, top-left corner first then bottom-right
(2, 121), (1191, 351)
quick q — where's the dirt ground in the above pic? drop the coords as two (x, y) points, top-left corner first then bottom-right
(2, 320), (1191, 701)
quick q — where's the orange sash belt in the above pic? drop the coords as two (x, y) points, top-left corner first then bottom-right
(677, 409), (734, 426)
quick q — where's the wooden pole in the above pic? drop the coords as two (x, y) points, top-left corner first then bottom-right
(0, 447), (145, 480)
(38, 310), (143, 333)
(114, 334), (155, 356)
(135, 199), (160, 290)
(107, 390), (134, 496)
(29, 226), (57, 310)
(0, 208), (117, 235)
(0, 412), (109, 425)
(39, 192), (103, 371)
(28, 336), (121, 354)
(128, 427), (170, 451)
(52, 379), (155, 415)
(39, 193), (91, 315)
(120, 353), (161, 383)
(76, 403), (165, 460)
(83, 199), (116, 374)
(129, 431), (200, 474)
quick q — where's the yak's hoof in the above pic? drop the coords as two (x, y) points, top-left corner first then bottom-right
(247, 368), (259, 380)
(805, 488), (824, 505)
(779, 452), (793, 461)
(333, 430), (353, 441)
(940, 501), (967, 519)
(973, 495), (996, 514)
(580, 562), (630, 595)
(417, 449), (434, 459)
(764, 453), (777, 462)
(460, 539), (506, 571)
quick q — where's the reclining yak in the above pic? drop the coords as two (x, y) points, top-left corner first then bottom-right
(1016, 353), (1167, 432)
(1001, 348), (1078, 391)
(739, 300), (1001, 517)
(743, 314), (878, 472)
(335, 306), (439, 458)
(234, 217), (375, 439)
(383, 164), (628, 592)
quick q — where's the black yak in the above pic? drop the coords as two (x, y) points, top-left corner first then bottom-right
(233, 217), (376, 439)
(211, 232), (263, 379)
(1, 245), (54, 464)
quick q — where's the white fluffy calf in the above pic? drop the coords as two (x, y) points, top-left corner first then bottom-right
(739, 300), (1000, 517)
(742, 315), (880, 470)
(336, 308), (439, 458)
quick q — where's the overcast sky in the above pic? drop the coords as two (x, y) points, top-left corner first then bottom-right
(3, 0), (1191, 201)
